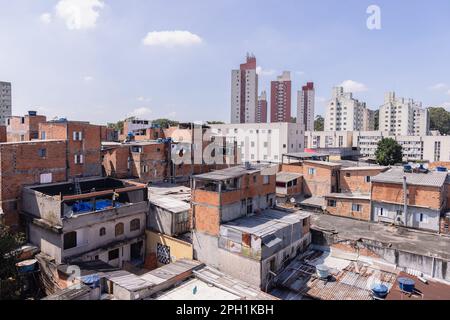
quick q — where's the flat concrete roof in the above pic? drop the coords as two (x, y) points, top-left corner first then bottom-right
(194, 163), (272, 181)
(340, 166), (388, 171)
(325, 193), (371, 200)
(303, 160), (342, 168)
(283, 152), (330, 159)
(221, 208), (310, 238)
(311, 213), (450, 261)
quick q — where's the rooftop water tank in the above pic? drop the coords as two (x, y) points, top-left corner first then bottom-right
(371, 283), (389, 299)
(398, 277), (415, 293)
(28, 110), (37, 116)
(436, 166), (448, 172)
(316, 264), (329, 279)
(16, 259), (37, 273)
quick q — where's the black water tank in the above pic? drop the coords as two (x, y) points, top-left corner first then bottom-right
(28, 110), (37, 116)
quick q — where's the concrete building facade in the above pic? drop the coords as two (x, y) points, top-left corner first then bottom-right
(270, 71), (291, 123)
(210, 122), (304, 163)
(297, 82), (315, 132)
(22, 178), (148, 266)
(0, 81), (12, 125)
(379, 92), (429, 136)
(231, 55), (258, 124)
(325, 87), (371, 131)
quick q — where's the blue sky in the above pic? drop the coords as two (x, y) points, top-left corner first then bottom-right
(0, 0), (449, 125)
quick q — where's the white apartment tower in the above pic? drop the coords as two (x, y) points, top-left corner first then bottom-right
(325, 86), (370, 131)
(297, 82), (315, 131)
(379, 92), (429, 136)
(231, 54), (258, 124)
(0, 81), (12, 125)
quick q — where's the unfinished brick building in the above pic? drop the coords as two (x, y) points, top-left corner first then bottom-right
(191, 164), (311, 290)
(102, 141), (169, 183)
(324, 166), (388, 221)
(0, 140), (68, 228)
(6, 111), (46, 142)
(39, 119), (102, 178)
(371, 168), (449, 232)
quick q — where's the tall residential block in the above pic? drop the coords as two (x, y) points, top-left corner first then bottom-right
(379, 92), (429, 136)
(297, 82), (315, 131)
(0, 81), (12, 125)
(256, 91), (268, 123)
(231, 54), (258, 124)
(325, 86), (370, 131)
(270, 71), (292, 123)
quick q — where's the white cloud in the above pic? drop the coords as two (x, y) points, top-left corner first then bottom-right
(56, 0), (105, 30)
(83, 75), (94, 82)
(447, 89), (450, 96)
(256, 66), (276, 76)
(137, 96), (151, 102)
(142, 31), (203, 48)
(295, 71), (306, 76)
(40, 13), (52, 24)
(316, 96), (327, 103)
(339, 80), (368, 93)
(128, 107), (152, 118)
(429, 83), (447, 91)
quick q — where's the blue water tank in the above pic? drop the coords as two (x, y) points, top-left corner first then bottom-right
(371, 283), (389, 298)
(436, 166), (448, 172)
(398, 277), (415, 293)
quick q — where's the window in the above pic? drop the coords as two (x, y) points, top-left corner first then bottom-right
(263, 175), (270, 185)
(73, 131), (83, 141)
(108, 248), (119, 261)
(417, 213), (428, 223)
(63, 231), (77, 250)
(130, 219), (140, 231)
(352, 204), (362, 212)
(74, 154), (84, 164)
(21, 117), (25, 124)
(365, 176), (371, 183)
(142, 165), (149, 173)
(99, 227), (106, 236)
(41, 131), (46, 139)
(132, 146), (143, 153)
(375, 207), (385, 217)
(345, 172), (351, 177)
(253, 176), (257, 183)
(38, 148), (47, 158)
(40, 173), (52, 184)
(328, 200), (336, 207)
(115, 223), (124, 236)
(308, 168), (316, 175)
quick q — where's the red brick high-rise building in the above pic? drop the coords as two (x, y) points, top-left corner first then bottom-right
(256, 91), (268, 123)
(270, 71), (291, 123)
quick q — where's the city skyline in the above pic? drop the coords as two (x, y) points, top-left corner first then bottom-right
(1, 0), (450, 125)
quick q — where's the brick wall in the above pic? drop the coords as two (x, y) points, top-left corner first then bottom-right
(371, 182), (443, 210)
(39, 121), (102, 178)
(7, 115), (46, 142)
(340, 169), (385, 193)
(0, 126), (6, 143)
(0, 140), (67, 228)
(325, 197), (371, 221)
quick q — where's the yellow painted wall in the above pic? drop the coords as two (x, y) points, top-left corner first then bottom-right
(145, 230), (193, 267)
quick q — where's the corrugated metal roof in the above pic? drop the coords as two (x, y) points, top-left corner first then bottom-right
(340, 166), (388, 171)
(371, 169), (448, 187)
(276, 172), (302, 183)
(149, 196), (190, 213)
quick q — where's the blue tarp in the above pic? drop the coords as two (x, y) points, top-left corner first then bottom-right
(72, 200), (122, 213)
(81, 274), (101, 288)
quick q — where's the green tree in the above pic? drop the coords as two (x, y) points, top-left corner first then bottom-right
(314, 115), (324, 131)
(0, 226), (25, 299)
(375, 138), (403, 166)
(152, 118), (179, 128)
(429, 107), (450, 135)
(107, 120), (124, 132)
